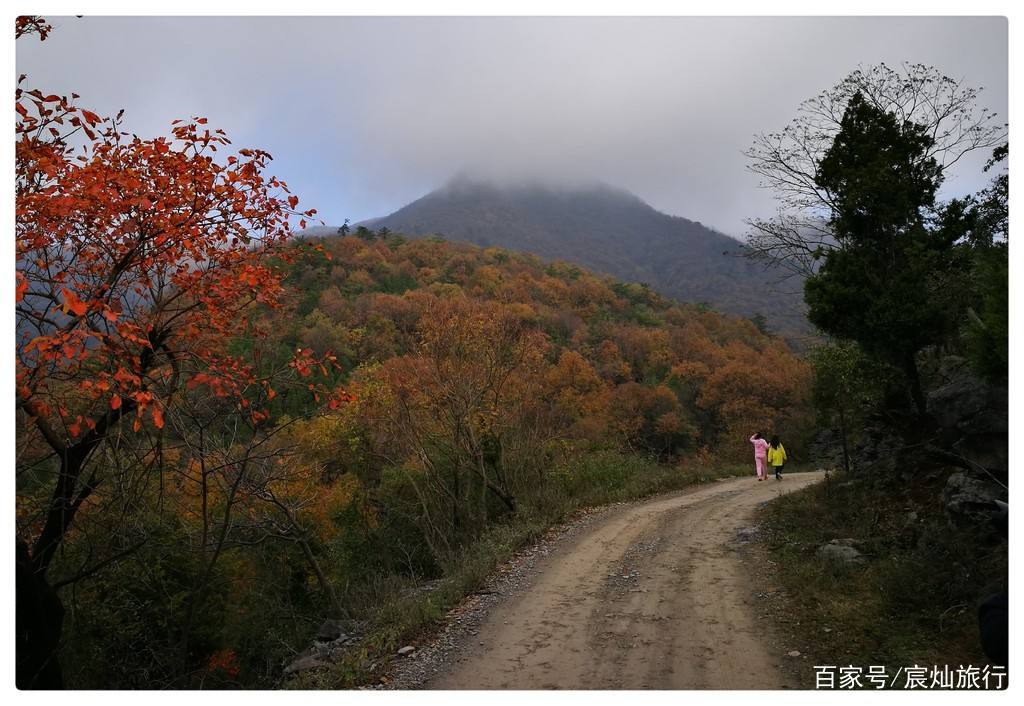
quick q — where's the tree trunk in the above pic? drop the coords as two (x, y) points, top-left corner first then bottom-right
(297, 537), (344, 617)
(484, 478), (516, 513)
(17, 361), (148, 689)
(16, 541), (64, 689)
(20, 444), (95, 690)
(838, 406), (851, 474)
(904, 352), (928, 418)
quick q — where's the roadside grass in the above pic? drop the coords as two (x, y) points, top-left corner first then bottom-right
(757, 470), (1007, 687)
(289, 451), (754, 688)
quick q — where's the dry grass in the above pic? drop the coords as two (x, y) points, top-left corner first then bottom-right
(289, 452), (754, 688)
(756, 470), (1006, 686)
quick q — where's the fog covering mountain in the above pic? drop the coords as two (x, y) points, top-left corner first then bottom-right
(346, 177), (809, 338)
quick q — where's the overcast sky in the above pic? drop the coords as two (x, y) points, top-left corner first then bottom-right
(16, 15), (1007, 236)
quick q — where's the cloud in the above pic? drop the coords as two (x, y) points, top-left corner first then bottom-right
(16, 15), (1007, 234)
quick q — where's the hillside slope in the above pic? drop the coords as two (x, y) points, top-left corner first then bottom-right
(279, 232), (812, 460)
(359, 178), (809, 337)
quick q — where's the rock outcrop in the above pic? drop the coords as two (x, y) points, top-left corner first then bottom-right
(282, 619), (366, 677)
(927, 356), (1008, 477)
(942, 472), (1005, 528)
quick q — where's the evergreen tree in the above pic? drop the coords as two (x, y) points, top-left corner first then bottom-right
(804, 92), (966, 416)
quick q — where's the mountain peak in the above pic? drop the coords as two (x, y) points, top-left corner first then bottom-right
(360, 177), (807, 336)
(440, 172), (650, 207)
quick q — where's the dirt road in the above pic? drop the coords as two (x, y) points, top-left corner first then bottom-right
(427, 471), (823, 689)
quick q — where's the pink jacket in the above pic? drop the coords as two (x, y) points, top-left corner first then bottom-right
(750, 435), (770, 458)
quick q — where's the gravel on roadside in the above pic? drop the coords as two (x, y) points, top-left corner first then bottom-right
(373, 501), (630, 689)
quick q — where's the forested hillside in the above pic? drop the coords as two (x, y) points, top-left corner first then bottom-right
(354, 178), (810, 339)
(17, 223), (812, 687)
(17, 13), (1005, 693)
(282, 232), (811, 460)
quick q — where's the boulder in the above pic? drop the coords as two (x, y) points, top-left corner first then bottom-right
(942, 472), (1005, 526)
(283, 654), (330, 676)
(928, 365), (1006, 435)
(315, 619), (348, 643)
(817, 540), (866, 567)
(852, 425), (903, 476)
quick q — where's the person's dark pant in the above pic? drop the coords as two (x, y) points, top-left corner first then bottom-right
(773, 466), (783, 480)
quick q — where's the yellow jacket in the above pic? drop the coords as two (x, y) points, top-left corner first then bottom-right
(767, 443), (787, 467)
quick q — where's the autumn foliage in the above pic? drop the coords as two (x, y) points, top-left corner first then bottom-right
(16, 15), (811, 689)
(282, 234), (812, 465)
(15, 16), (345, 689)
(226, 233), (812, 609)
(16, 91), (318, 438)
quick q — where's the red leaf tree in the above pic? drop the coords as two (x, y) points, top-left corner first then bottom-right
(15, 17), (324, 688)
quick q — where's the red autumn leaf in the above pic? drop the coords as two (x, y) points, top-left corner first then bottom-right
(287, 195), (299, 209)
(60, 288), (89, 316)
(15, 36), (336, 596)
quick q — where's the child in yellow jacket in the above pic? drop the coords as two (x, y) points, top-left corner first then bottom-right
(767, 436), (787, 480)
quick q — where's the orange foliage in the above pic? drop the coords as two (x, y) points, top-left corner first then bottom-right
(16, 86), (320, 439)
(15, 26), (349, 585)
(281, 234), (812, 462)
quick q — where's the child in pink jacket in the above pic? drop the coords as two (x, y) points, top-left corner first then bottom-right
(750, 433), (770, 481)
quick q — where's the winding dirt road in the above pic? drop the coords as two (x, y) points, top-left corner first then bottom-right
(428, 471), (823, 689)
